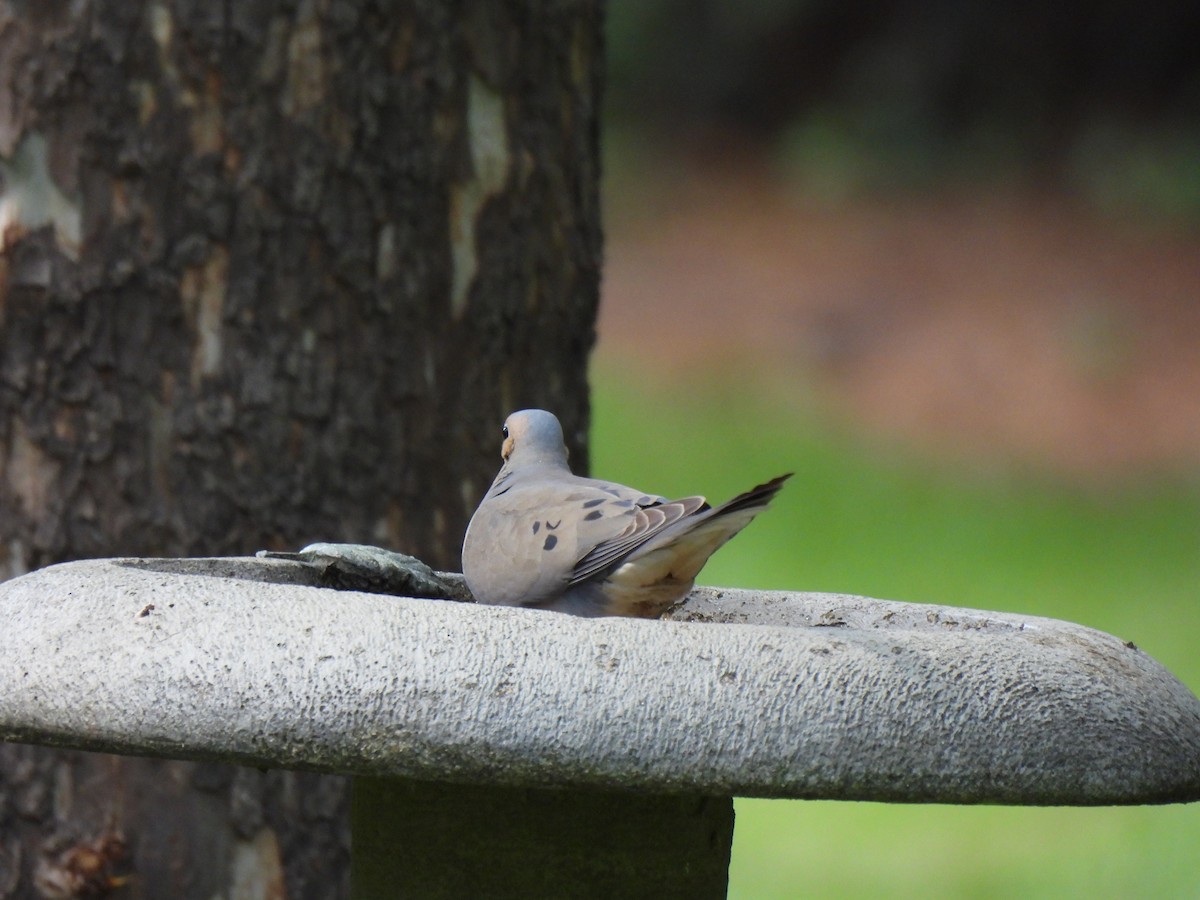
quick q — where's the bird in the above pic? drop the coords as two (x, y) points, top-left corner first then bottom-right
(461, 409), (790, 618)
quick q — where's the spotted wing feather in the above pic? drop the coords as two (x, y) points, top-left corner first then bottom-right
(568, 496), (708, 585)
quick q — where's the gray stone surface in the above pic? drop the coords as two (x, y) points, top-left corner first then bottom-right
(1, 557), (1197, 804)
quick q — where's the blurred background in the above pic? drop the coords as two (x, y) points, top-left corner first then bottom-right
(590, 2), (1200, 896)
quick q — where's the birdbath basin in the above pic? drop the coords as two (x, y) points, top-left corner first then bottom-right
(1, 556), (1198, 896)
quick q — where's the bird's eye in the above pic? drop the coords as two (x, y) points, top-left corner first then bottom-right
(502, 425), (509, 438)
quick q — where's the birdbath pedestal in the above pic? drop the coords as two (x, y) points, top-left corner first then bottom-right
(1, 556), (1198, 897)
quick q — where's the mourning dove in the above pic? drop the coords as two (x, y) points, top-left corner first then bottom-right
(462, 409), (790, 617)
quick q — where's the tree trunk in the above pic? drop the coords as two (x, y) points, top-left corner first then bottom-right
(0, 0), (603, 895)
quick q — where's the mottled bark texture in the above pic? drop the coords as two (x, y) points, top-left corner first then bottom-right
(0, 0), (603, 896)
(0, 748), (346, 899)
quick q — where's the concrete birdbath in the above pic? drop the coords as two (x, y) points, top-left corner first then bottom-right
(1, 553), (1198, 896)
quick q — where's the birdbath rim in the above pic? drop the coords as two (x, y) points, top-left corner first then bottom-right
(0, 556), (1197, 805)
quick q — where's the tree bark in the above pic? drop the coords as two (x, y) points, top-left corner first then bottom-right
(0, 0), (602, 895)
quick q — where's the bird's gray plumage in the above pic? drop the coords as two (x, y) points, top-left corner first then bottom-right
(462, 409), (790, 617)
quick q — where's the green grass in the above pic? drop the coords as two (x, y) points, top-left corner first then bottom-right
(590, 368), (1200, 899)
